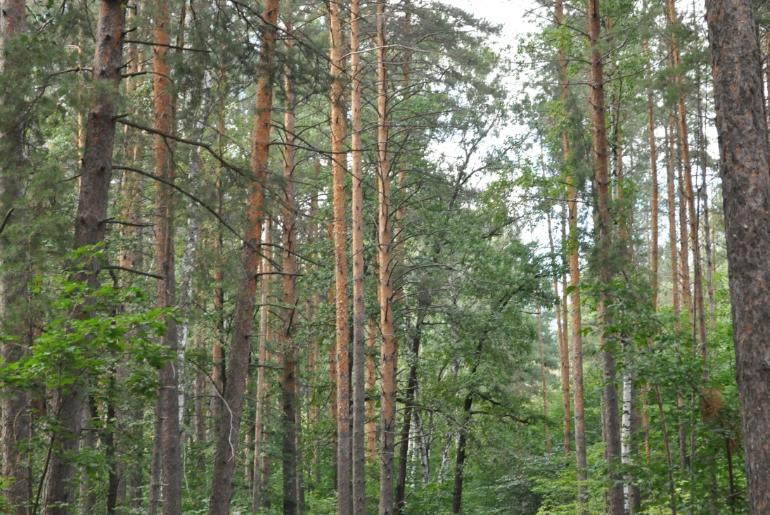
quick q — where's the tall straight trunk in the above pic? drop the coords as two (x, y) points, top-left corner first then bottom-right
(696, 77), (716, 326)
(587, 1), (623, 513)
(209, 1), (280, 512)
(666, 118), (689, 469)
(547, 212), (570, 454)
(349, 1), (366, 511)
(395, 302), (427, 513)
(666, 0), (708, 364)
(706, 1), (770, 510)
(151, 1), (183, 511)
(252, 221), (272, 512)
(211, 66), (227, 417)
(537, 311), (551, 453)
(555, 0), (587, 508)
(451, 395), (473, 514)
(0, 1), (31, 512)
(307, 164), (322, 488)
(328, 0), (352, 511)
(366, 317), (379, 462)
(376, 3), (397, 513)
(44, 2), (125, 511)
(279, 14), (300, 512)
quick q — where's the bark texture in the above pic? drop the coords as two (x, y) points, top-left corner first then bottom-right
(44, 1), (125, 511)
(328, 0), (352, 511)
(706, 1), (770, 511)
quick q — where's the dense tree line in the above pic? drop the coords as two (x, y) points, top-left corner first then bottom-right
(0, 0), (769, 513)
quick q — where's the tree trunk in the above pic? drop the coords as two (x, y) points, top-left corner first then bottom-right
(252, 219), (272, 513)
(208, 1), (280, 512)
(328, 0), (352, 511)
(44, 1), (125, 511)
(555, 0), (587, 508)
(666, 0), (708, 365)
(279, 13), (300, 512)
(366, 317), (379, 463)
(451, 395), (473, 514)
(547, 212), (570, 454)
(0, 1), (31, 512)
(349, 1), (366, 512)
(706, 1), (770, 511)
(151, 1), (183, 511)
(587, 1), (623, 512)
(376, 3), (397, 513)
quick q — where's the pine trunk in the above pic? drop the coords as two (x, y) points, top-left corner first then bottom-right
(151, 1), (183, 511)
(328, 0), (352, 511)
(279, 15), (300, 512)
(706, 1), (770, 510)
(208, 1), (280, 512)
(44, 1), (125, 511)
(376, 3), (397, 513)
(349, 1), (367, 511)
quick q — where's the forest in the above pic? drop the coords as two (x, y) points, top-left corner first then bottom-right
(1, 0), (769, 513)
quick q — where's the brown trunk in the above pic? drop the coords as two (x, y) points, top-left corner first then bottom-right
(349, 1), (366, 511)
(555, 0), (587, 507)
(151, 1), (183, 511)
(376, 3), (397, 513)
(666, 0), (708, 365)
(44, 1), (125, 511)
(451, 395), (473, 514)
(328, 0), (352, 511)
(0, 1), (31, 512)
(547, 212), (570, 454)
(706, 1), (770, 511)
(587, 1), (623, 513)
(252, 220), (272, 512)
(209, 1), (280, 512)
(211, 66), (227, 419)
(279, 14), (300, 512)
(366, 317), (379, 463)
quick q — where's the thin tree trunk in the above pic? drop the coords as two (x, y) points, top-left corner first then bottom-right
(366, 317), (379, 463)
(279, 13), (300, 511)
(666, 0), (708, 366)
(328, 0), (351, 511)
(376, 3), (397, 513)
(547, 212), (570, 454)
(209, 1), (280, 512)
(349, 1), (366, 511)
(151, 1), (183, 511)
(252, 220), (272, 513)
(587, 1), (623, 512)
(451, 395), (473, 514)
(555, 0), (587, 508)
(706, 1), (770, 510)
(44, 1), (125, 511)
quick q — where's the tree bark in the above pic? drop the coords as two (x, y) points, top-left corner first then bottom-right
(587, 1), (623, 512)
(349, 1), (366, 512)
(0, 1), (31, 512)
(328, 0), (352, 511)
(279, 12), (300, 512)
(376, 3), (398, 513)
(208, 1), (280, 512)
(366, 317), (379, 463)
(666, 0), (708, 365)
(252, 220), (272, 512)
(547, 211), (570, 455)
(44, 1), (125, 511)
(151, 1), (183, 511)
(706, 1), (770, 511)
